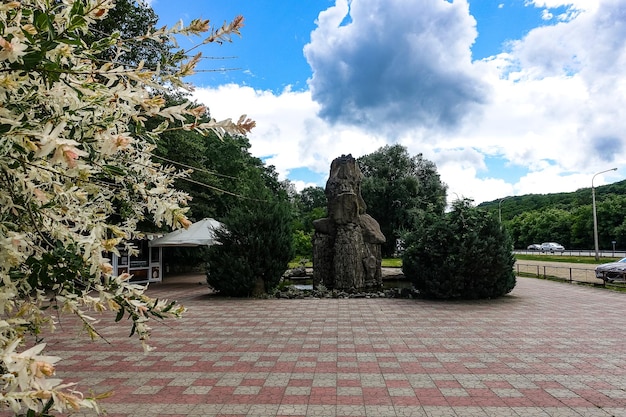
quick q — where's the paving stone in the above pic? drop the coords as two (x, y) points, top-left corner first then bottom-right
(40, 276), (626, 417)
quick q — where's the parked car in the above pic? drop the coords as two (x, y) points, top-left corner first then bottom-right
(540, 242), (565, 253)
(527, 244), (541, 250)
(595, 258), (626, 283)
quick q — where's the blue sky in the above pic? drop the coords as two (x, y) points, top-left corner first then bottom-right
(148, 0), (625, 204)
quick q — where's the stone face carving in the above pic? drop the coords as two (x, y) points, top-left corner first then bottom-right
(313, 154), (386, 291)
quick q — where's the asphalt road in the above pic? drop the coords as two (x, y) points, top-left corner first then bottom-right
(515, 249), (626, 258)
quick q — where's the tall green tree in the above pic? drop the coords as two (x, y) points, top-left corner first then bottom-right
(597, 195), (626, 250)
(299, 186), (327, 214)
(289, 186), (326, 258)
(155, 125), (269, 221)
(358, 145), (447, 257)
(567, 205), (591, 249)
(153, 102), (288, 270)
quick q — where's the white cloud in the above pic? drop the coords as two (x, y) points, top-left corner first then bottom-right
(192, 84), (388, 180)
(526, 0), (596, 12)
(192, 0), (626, 204)
(304, 0), (487, 131)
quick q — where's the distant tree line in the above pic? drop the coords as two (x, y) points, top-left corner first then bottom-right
(478, 182), (626, 250)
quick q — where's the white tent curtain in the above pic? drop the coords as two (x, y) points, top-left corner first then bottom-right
(148, 218), (223, 247)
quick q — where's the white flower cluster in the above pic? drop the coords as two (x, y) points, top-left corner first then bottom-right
(0, 1), (252, 414)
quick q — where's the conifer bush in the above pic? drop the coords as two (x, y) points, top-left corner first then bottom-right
(206, 198), (294, 297)
(402, 199), (516, 299)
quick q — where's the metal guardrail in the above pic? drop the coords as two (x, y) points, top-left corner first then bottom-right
(515, 263), (603, 285)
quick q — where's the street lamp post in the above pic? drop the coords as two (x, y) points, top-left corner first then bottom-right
(592, 168), (617, 261)
(498, 196), (511, 223)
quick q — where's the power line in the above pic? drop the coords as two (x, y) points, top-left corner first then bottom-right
(151, 154), (240, 180)
(131, 159), (268, 202)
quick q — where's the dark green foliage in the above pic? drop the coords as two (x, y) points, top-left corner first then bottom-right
(162, 246), (210, 274)
(90, 0), (172, 69)
(507, 208), (574, 249)
(594, 195), (626, 250)
(24, 242), (89, 291)
(206, 197), (294, 297)
(298, 186), (327, 214)
(152, 94), (275, 221)
(479, 180), (626, 250)
(402, 199), (516, 300)
(480, 179), (626, 219)
(500, 192), (626, 250)
(358, 145), (447, 257)
(154, 127), (290, 270)
(289, 186), (327, 260)
(292, 230), (313, 259)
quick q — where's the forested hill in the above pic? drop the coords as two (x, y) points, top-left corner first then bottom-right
(478, 179), (626, 221)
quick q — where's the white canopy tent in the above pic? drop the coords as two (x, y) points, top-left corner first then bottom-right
(149, 218), (223, 247)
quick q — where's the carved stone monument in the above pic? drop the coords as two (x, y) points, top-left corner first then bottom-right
(313, 154), (386, 291)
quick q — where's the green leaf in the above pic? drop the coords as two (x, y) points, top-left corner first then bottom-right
(21, 51), (45, 70)
(34, 10), (56, 40)
(69, 0), (85, 16)
(42, 61), (62, 82)
(58, 36), (83, 46)
(115, 308), (124, 322)
(162, 300), (174, 313)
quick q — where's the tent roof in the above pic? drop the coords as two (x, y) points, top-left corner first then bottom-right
(149, 218), (223, 247)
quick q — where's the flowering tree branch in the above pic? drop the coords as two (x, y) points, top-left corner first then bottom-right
(0, 0), (253, 414)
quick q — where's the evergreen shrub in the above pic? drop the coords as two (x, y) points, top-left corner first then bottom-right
(402, 199), (516, 299)
(206, 199), (294, 297)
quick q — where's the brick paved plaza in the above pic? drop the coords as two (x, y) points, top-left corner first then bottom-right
(34, 276), (626, 417)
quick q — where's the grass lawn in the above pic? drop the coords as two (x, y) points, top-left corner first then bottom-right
(290, 254), (617, 269)
(384, 256), (618, 267)
(382, 258), (402, 267)
(289, 258), (402, 269)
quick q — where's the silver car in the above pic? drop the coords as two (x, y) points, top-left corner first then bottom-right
(540, 242), (565, 253)
(595, 258), (626, 283)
